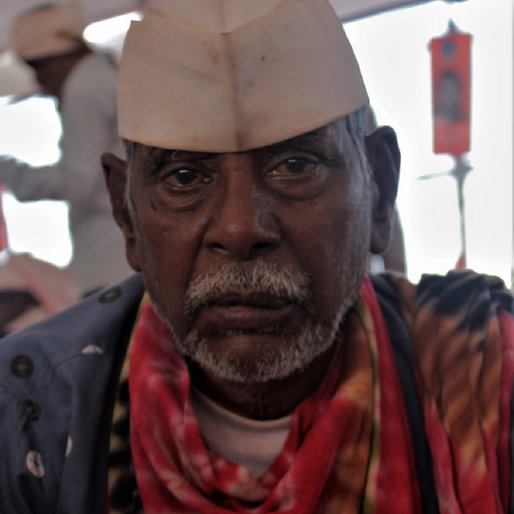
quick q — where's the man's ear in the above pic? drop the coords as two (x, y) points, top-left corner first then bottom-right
(101, 152), (141, 272)
(365, 126), (401, 255)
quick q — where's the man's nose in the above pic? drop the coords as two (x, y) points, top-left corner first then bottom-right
(204, 170), (281, 260)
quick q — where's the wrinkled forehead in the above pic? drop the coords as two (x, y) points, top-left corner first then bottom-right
(127, 117), (352, 164)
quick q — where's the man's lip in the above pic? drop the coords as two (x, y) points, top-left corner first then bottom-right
(205, 292), (291, 310)
(194, 293), (299, 332)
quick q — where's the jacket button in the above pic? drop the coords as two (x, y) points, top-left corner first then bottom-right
(99, 286), (122, 304)
(10, 355), (34, 378)
(21, 399), (41, 421)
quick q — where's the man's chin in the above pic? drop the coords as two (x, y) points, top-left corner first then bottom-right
(179, 324), (336, 384)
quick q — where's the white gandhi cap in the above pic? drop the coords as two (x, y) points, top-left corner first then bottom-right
(11, 2), (86, 61)
(118, 0), (369, 153)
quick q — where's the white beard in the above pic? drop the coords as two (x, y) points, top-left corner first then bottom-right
(168, 261), (360, 384)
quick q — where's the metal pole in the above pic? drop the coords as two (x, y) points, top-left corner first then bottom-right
(452, 154), (471, 268)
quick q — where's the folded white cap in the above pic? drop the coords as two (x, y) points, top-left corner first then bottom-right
(11, 2), (86, 61)
(118, 0), (369, 152)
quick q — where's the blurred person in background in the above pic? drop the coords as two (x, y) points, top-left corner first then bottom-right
(0, 1), (132, 296)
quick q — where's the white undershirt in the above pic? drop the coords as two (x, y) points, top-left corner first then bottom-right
(192, 388), (292, 478)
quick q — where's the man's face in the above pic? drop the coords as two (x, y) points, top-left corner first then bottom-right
(123, 120), (375, 383)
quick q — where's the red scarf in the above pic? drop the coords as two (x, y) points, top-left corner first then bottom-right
(129, 277), (421, 513)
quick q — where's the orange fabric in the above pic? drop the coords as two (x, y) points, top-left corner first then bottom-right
(390, 271), (513, 514)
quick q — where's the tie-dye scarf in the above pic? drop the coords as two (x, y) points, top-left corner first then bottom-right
(387, 271), (514, 513)
(123, 272), (513, 513)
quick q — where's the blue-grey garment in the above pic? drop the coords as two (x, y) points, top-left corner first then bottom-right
(0, 273), (144, 514)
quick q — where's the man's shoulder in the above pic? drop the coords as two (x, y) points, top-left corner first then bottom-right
(0, 274), (145, 513)
(370, 269), (513, 364)
(0, 273), (145, 395)
(372, 269), (512, 316)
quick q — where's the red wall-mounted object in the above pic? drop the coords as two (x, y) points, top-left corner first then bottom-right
(430, 22), (472, 155)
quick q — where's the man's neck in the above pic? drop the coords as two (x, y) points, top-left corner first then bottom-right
(188, 342), (338, 420)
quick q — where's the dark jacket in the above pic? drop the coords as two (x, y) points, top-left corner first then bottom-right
(0, 274), (144, 514)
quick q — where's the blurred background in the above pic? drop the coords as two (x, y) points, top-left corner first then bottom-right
(0, 0), (512, 287)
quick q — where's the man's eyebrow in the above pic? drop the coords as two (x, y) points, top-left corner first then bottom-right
(146, 147), (214, 162)
(261, 126), (331, 155)
(136, 146), (215, 181)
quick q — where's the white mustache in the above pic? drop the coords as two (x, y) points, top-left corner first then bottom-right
(185, 261), (311, 317)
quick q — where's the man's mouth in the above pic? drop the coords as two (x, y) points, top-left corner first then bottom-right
(207, 292), (291, 310)
(194, 292), (300, 334)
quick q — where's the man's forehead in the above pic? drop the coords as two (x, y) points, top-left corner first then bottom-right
(133, 122), (342, 162)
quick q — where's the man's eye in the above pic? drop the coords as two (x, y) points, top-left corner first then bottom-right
(163, 168), (205, 188)
(271, 157), (318, 177)
(266, 155), (329, 199)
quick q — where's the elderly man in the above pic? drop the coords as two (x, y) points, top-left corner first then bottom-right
(0, 1), (512, 513)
